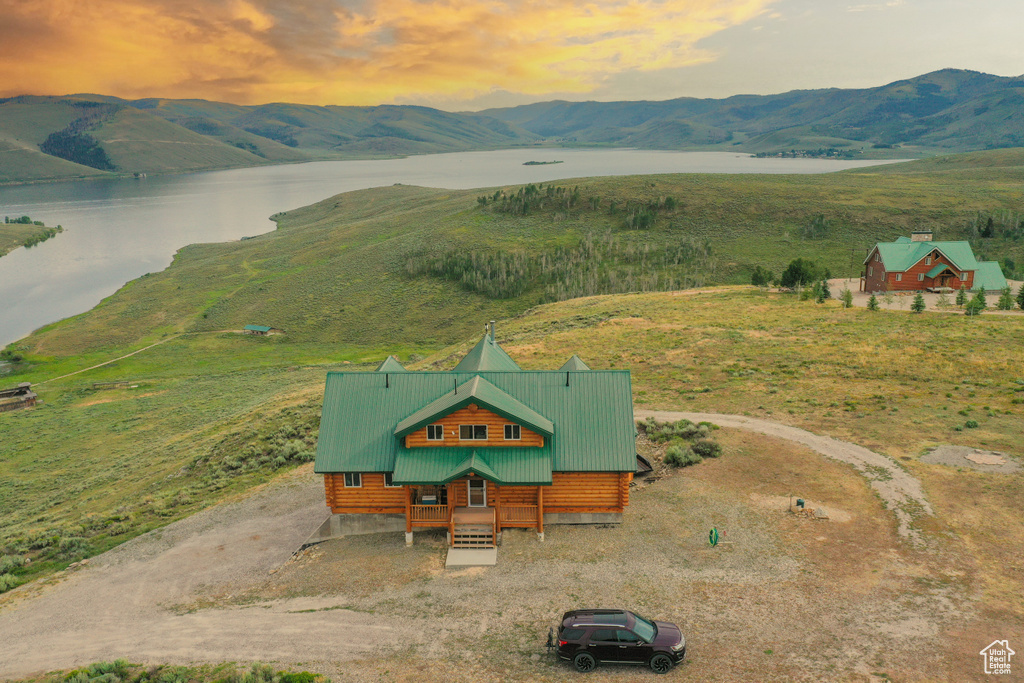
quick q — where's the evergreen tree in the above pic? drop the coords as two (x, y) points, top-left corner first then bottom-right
(997, 286), (1014, 310)
(750, 265), (773, 288)
(965, 298), (984, 316)
(976, 286), (987, 309)
(936, 291), (952, 309)
(1017, 283), (1024, 310)
(911, 292), (926, 313)
(841, 287), (853, 308)
(867, 294), (879, 311)
(956, 285), (968, 308)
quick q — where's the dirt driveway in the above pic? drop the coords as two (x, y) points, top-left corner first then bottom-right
(0, 417), (965, 682)
(0, 468), (426, 678)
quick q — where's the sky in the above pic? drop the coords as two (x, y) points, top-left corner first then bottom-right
(1, 0), (1022, 110)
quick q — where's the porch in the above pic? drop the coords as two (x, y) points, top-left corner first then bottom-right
(404, 482), (544, 547)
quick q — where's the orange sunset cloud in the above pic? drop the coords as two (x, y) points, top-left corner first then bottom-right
(0, 0), (776, 105)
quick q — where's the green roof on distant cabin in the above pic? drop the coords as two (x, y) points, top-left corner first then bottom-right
(558, 355), (592, 371)
(868, 237), (980, 273)
(973, 261), (1009, 292)
(244, 325), (272, 332)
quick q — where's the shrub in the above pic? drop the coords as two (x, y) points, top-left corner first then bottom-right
(0, 573), (19, 593)
(841, 288), (853, 308)
(751, 265), (773, 287)
(58, 536), (89, 558)
(664, 445), (701, 467)
(867, 294), (879, 311)
(691, 439), (723, 459)
(964, 420), (980, 429)
(0, 555), (25, 574)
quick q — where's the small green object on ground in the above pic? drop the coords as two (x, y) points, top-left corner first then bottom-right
(709, 527), (719, 547)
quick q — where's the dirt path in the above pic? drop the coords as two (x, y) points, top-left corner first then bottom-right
(0, 466), (425, 679)
(635, 410), (932, 544)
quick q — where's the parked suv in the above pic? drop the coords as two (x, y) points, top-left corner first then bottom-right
(554, 608), (686, 674)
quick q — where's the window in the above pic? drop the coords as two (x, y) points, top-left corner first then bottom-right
(960, 272), (968, 281)
(384, 473), (401, 487)
(560, 628), (586, 641)
(504, 424), (521, 440)
(918, 273), (924, 281)
(426, 424), (444, 441)
(896, 273), (903, 281)
(926, 256), (932, 266)
(459, 425), (487, 440)
(616, 630), (641, 643)
(591, 629), (617, 643)
(868, 267), (873, 277)
(875, 253), (880, 262)
(344, 473), (361, 487)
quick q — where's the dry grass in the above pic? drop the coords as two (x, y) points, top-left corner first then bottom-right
(213, 428), (981, 682)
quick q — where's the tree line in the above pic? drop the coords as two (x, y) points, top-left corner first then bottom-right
(405, 231), (717, 302)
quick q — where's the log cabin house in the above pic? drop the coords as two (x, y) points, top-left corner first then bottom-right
(313, 326), (637, 548)
(861, 231), (1007, 293)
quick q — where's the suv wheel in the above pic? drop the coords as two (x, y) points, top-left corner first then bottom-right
(573, 651), (597, 672)
(649, 653), (674, 674)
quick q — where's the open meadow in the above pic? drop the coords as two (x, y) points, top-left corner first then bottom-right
(1, 153), (1023, 680)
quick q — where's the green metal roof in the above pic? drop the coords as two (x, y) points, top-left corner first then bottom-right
(393, 375), (554, 437)
(559, 355), (592, 371)
(314, 369), (635, 475)
(244, 325), (272, 332)
(375, 356), (407, 372)
(392, 448), (552, 485)
(925, 263), (956, 278)
(973, 261), (1009, 291)
(866, 238), (979, 273)
(452, 335), (522, 372)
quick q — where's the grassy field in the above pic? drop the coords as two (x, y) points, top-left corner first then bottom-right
(9, 149), (1024, 360)
(1, 155), (1022, 668)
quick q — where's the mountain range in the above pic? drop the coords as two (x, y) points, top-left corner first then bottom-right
(1, 68), (1022, 183)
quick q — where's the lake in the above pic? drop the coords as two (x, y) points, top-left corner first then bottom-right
(0, 149), (900, 346)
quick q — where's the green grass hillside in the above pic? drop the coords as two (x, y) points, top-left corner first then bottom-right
(11, 152), (1024, 359)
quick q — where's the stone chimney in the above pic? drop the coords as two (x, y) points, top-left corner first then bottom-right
(911, 230), (933, 242)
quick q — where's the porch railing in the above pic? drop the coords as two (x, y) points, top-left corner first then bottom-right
(410, 504), (448, 525)
(499, 505), (539, 526)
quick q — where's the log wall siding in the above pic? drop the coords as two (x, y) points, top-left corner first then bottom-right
(324, 472), (632, 515)
(323, 473), (406, 514)
(544, 472), (631, 513)
(405, 405), (544, 448)
(864, 248), (974, 293)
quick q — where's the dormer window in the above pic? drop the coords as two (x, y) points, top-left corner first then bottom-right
(504, 424), (521, 440)
(460, 425), (488, 440)
(426, 424), (444, 440)
(926, 256), (932, 266)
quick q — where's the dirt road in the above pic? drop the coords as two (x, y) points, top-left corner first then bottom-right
(635, 410), (932, 544)
(0, 467), (424, 679)
(0, 415), (936, 679)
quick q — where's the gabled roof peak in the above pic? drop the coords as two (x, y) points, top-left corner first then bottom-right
(453, 334), (522, 373)
(559, 355), (592, 371)
(375, 356), (407, 372)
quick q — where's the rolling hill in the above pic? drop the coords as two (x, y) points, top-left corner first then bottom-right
(3, 69), (1024, 184)
(481, 69), (1024, 154)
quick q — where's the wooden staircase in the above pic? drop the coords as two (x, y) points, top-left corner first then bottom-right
(452, 523), (495, 548)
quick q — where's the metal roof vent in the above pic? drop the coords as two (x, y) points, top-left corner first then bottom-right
(489, 320), (496, 342)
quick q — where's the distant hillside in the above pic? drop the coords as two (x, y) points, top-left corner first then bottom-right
(481, 69), (1024, 155)
(3, 69), (1024, 184)
(0, 95), (538, 183)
